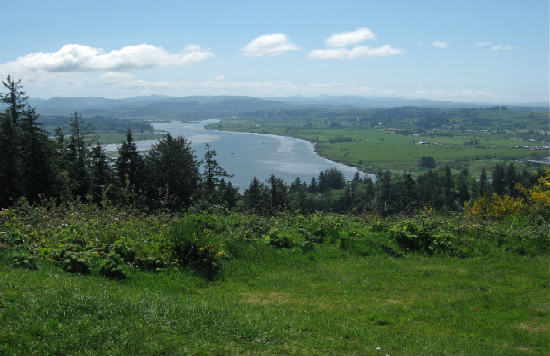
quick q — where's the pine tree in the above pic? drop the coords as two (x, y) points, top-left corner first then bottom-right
(478, 168), (488, 197)
(18, 107), (58, 202)
(116, 130), (144, 189)
(90, 141), (113, 205)
(0, 111), (19, 206)
(442, 166), (455, 209)
(456, 168), (470, 207)
(243, 177), (269, 214)
(267, 174), (288, 214)
(201, 142), (232, 201)
(399, 173), (418, 213)
(0, 76), (27, 206)
(491, 164), (505, 195)
(144, 134), (199, 210)
(1, 75), (27, 124)
(66, 112), (90, 198)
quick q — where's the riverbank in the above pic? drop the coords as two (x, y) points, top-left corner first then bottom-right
(204, 120), (545, 177)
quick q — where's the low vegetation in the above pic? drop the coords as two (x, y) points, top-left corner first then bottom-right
(1, 200), (549, 355)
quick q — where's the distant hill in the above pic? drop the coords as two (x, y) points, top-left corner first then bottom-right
(25, 95), (548, 120)
(28, 95), (291, 119)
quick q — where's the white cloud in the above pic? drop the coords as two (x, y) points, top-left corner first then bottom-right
(308, 45), (402, 59)
(242, 34), (299, 57)
(490, 44), (517, 51)
(100, 72), (137, 82)
(474, 41), (491, 47)
(213, 75), (225, 80)
(325, 27), (376, 47)
(432, 41), (448, 49)
(0, 43), (214, 72)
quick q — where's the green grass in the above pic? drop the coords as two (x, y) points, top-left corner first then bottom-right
(1, 203), (548, 355)
(1, 246), (548, 355)
(208, 121), (546, 175)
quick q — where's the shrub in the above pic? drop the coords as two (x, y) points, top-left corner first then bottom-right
(169, 215), (228, 280)
(11, 252), (38, 270)
(265, 228), (298, 249)
(111, 236), (136, 263)
(99, 252), (127, 280)
(52, 248), (91, 274)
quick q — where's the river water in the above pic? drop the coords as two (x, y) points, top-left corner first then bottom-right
(105, 119), (373, 189)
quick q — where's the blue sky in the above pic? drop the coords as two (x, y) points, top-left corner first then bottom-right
(1, 0), (548, 103)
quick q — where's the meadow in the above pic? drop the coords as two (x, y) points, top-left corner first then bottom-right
(1, 201), (548, 355)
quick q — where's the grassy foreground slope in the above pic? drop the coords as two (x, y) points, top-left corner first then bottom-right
(1, 250), (548, 355)
(0, 203), (548, 355)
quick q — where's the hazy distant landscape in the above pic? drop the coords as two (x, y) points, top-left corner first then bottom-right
(1, 1), (549, 355)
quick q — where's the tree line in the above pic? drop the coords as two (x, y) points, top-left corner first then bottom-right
(0, 76), (545, 215)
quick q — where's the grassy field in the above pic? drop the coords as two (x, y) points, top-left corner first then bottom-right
(0, 202), (549, 355)
(1, 246), (548, 355)
(207, 121), (547, 176)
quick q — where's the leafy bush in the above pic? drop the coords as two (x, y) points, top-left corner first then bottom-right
(52, 248), (91, 274)
(111, 236), (136, 263)
(265, 227), (301, 249)
(169, 214), (228, 279)
(10, 252), (38, 270)
(388, 216), (468, 256)
(99, 252), (127, 280)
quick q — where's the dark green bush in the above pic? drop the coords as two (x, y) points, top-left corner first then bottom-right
(10, 252), (38, 270)
(52, 248), (91, 274)
(99, 252), (127, 279)
(112, 236), (136, 263)
(169, 215), (227, 280)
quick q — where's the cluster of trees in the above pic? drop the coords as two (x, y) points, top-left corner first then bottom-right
(0, 76), (235, 210)
(240, 162), (544, 216)
(1, 76), (546, 216)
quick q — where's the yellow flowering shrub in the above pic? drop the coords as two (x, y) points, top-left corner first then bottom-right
(466, 193), (525, 219)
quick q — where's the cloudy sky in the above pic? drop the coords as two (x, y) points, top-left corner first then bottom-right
(1, 0), (548, 103)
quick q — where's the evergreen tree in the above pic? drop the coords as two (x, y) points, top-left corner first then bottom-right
(66, 112), (90, 198)
(201, 142), (232, 201)
(456, 168), (470, 207)
(18, 107), (58, 202)
(318, 168), (346, 192)
(243, 177), (269, 214)
(375, 171), (393, 214)
(399, 173), (418, 213)
(363, 177), (375, 212)
(144, 134), (199, 210)
(505, 162), (517, 196)
(1, 75), (27, 124)
(116, 130), (144, 189)
(442, 166), (455, 209)
(491, 164), (505, 195)
(267, 174), (288, 214)
(478, 168), (488, 197)
(0, 76), (27, 206)
(90, 141), (113, 204)
(308, 177), (318, 193)
(221, 181), (239, 209)
(0, 111), (19, 206)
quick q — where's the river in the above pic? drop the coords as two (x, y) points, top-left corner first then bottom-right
(105, 119), (374, 189)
